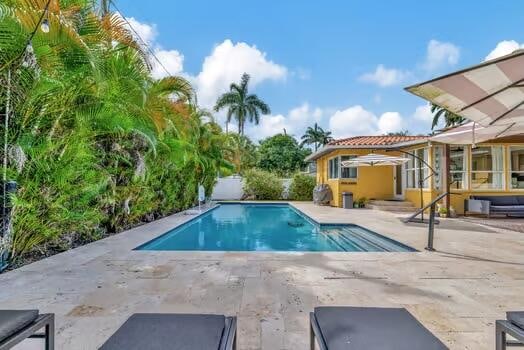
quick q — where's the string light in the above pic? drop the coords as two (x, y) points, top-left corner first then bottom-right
(41, 18), (50, 33)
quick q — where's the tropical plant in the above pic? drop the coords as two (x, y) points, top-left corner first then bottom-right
(431, 103), (465, 130)
(224, 133), (258, 175)
(300, 123), (333, 150)
(214, 73), (271, 135)
(289, 173), (316, 201)
(0, 0), (229, 265)
(257, 134), (311, 177)
(243, 169), (283, 200)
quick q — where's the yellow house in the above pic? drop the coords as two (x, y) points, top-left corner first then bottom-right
(305, 134), (524, 214)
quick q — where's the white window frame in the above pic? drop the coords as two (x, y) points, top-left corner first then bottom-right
(405, 148), (429, 189)
(509, 146), (524, 190)
(470, 145), (505, 190)
(449, 145), (468, 190)
(328, 156), (339, 179)
(328, 155), (358, 180)
(340, 155), (358, 180)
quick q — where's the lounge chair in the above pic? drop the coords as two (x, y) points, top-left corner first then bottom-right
(99, 313), (237, 350)
(309, 306), (447, 350)
(496, 311), (524, 350)
(0, 310), (54, 350)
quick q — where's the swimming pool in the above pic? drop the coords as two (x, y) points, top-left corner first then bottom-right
(137, 203), (415, 252)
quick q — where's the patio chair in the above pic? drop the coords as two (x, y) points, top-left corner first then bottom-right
(496, 311), (524, 350)
(99, 313), (237, 350)
(0, 310), (54, 350)
(309, 306), (448, 350)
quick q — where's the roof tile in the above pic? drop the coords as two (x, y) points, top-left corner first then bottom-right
(328, 135), (427, 146)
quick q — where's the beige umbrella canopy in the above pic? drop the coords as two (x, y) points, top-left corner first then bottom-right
(430, 121), (516, 145)
(341, 153), (409, 167)
(406, 49), (524, 139)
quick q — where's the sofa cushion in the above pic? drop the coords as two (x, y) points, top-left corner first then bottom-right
(0, 310), (39, 342)
(490, 205), (524, 213)
(471, 196), (519, 206)
(507, 311), (524, 330)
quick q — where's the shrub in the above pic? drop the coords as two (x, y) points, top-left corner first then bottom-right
(289, 173), (316, 201)
(243, 169), (283, 200)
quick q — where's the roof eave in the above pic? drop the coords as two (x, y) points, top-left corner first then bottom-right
(305, 138), (429, 162)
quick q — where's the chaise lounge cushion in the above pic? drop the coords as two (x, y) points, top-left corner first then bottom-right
(313, 307), (447, 350)
(0, 309), (39, 342)
(507, 311), (524, 330)
(99, 313), (226, 350)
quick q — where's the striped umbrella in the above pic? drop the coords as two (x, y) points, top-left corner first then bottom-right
(341, 153), (409, 167)
(406, 49), (524, 134)
(430, 121), (517, 145)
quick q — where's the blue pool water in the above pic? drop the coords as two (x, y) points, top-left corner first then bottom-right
(137, 204), (415, 252)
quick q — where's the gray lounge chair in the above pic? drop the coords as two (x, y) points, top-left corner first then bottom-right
(99, 313), (237, 350)
(496, 311), (524, 350)
(310, 307), (447, 350)
(0, 310), (54, 350)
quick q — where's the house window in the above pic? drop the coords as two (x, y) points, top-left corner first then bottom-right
(340, 155), (357, 179)
(328, 157), (339, 179)
(405, 148), (429, 189)
(510, 146), (524, 189)
(471, 146), (504, 190)
(450, 146), (467, 190)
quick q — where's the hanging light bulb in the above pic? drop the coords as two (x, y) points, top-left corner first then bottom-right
(25, 41), (34, 54)
(40, 18), (50, 33)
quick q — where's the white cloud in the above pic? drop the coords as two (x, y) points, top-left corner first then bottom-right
(485, 40), (524, 61)
(378, 112), (404, 134)
(413, 104), (433, 122)
(194, 40), (287, 108)
(119, 15), (185, 79)
(359, 64), (408, 87)
(151, 49), (184, 79)
(245, 103), (324, 141)
(422, 39), (460, 71)
(124, 16), (158, 46)
(328, 106), (406, 138)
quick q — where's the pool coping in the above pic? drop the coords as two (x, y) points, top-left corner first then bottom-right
(134, 201), (417, 252)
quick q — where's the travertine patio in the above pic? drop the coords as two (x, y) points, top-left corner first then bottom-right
(2, 202), (523, 349)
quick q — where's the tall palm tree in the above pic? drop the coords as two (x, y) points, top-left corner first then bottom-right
(300, 123), (333, 151)
(214, 73), (271, 135)
(431, 103), (465, 130)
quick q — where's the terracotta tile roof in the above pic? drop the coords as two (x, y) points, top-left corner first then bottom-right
(328, 135), (428, 146)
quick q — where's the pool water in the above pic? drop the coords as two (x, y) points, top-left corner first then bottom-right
(137, 204), (415, 252)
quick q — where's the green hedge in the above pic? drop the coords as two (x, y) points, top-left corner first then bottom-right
(243, 169), (283, 200)
(289, 173), (316, 201)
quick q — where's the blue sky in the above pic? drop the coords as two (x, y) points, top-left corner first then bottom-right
(118, 1), (524, 141)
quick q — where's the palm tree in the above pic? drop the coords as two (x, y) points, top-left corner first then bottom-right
(300, 123), (333, 151)
(386, 130), (410, 136)
(431, 103), (465, 130)
(214, 73), (271, 135)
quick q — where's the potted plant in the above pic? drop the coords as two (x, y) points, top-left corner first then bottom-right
(438, 206), (448, 218)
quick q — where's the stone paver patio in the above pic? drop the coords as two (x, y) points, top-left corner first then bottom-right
(2, 202), (523, 349)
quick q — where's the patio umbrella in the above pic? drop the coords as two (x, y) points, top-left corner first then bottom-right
(430, 121), (517, 145)
(341, 153), (409, 167)
(406, 49), (524, 139)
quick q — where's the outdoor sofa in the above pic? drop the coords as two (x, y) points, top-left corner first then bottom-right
(99, 313), (237, 350)
(465, 195), (524, 217)
(496, 311), (524, 350)
(309, 306), (448, 350)
(0, 310), (54, 350)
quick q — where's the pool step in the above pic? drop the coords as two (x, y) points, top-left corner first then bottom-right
(367, 200), (416, 213)
(321, 226), (414, 252)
